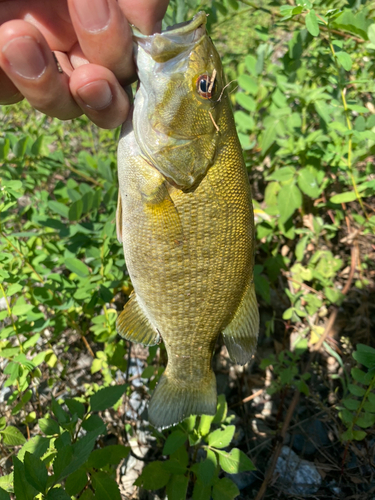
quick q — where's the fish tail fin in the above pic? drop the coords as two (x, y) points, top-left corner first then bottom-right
(148, 369), (217, 429)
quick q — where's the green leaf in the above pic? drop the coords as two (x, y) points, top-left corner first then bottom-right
(336, 51), (352, 71)
(333, 9), (370, 40)
(236, 93), (256, 112)
(238, 74), (258, 95)
(68, 199), (83, 221)
(0, 426), (26, 446)
(351, 368), (367, 384)
(166, 474), (189, 500)
(341, 428), (354, 441)
(197, 449), (217, 486)
(267, 166), (295, 182)
(356, 412), (375, 428)
(134, 461), (171, 490)
(339, 408), (354, 425)
(212, 477), (240, 500)
(47, 201), (69, 218)
(79, 489), (94, 500)
(353, 344), (375, 368)
(87, 445), (130, 468)
(24, 452), (48, 493)
(51, 398), (69, 424)
(53, 445), (73, 480)
(54, 430), (101, 481)
(163, 430), (187, 455)
(343, 398), (360, 411)
(198, 415), (215, 437)
(330, 192), (357, 204)
(216, 448), (255, 474)
(39, 417), (60, 436)
(213, 394), (228, 424)
(90, 384), (127, 412)
(298, 168), (320, 198)
(0, 474), (13, 494)
(234, 111), (255, 132)
(261, 119), (279, 153)
(353, 430), (367, 440)
(162, 459), (188, 475)
(305, 10), (320, 36)
(244, 54), (257, 75)
(278, 184), (302, 224)
(13, 457), (38, 500)
(65, 399), (86, 419)
(81, 414), (106, 433)
(45, 488), (71, 500)
(92, 471), (121, 500)
(368, 24), (375, 44)
(0, 487), (10, 500)
(348, 384), (366, 397)
(207, 425), (235, 449)
(192, 480), (212, 500)
(65, 258), (90, 278)
(12, 303), (34, 316)
(17, 436), (49, 462)
(65, 468), (88, 496)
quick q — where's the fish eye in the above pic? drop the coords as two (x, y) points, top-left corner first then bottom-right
(200, 78), (208, 93)
(197, 74), (217, 99)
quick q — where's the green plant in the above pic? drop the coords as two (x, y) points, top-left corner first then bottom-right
(0, 386), (130, 499)
(338, 344), (375, 441)
(260, 347), (311, 396)
(134, 395), (255, 500)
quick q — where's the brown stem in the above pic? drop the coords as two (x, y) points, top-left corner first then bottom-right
(254, 390), (301, 500)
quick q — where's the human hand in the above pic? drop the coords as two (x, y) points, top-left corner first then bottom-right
(0, 0), (169, 128)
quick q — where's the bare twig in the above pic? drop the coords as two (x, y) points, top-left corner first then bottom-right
(254, 390), (301, 500)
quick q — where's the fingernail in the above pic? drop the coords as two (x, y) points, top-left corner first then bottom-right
(74, 0), (110, 32)
(77, 80), (112, 110)
(2, 36), (46, 80)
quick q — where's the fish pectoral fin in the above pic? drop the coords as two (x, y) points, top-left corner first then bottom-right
(116, 293), (160, 346)
(222, 281), (259, 365)
(143, 184), (184, 244)
(116, 191), (123, 244)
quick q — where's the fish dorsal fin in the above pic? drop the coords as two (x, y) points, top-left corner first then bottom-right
(222, 281), (259, 365)
(116, 191), (123, 244)
(116, 293), (160, 346)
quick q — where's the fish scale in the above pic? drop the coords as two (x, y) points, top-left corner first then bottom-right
(116, 11), (259, 428)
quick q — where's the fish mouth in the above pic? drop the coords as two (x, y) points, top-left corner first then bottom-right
(132, 11), (207, 62)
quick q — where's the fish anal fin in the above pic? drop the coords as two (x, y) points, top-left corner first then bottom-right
(222, 281), (259, 365)
(116, 293), (160, 346)
(116, 191), (123, 244)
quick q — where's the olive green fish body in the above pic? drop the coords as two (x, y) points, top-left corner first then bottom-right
(117, 12), (258, 428)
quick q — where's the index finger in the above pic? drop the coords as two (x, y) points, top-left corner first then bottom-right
(118, 0), (170, 35)
(67, 0), (135, 85)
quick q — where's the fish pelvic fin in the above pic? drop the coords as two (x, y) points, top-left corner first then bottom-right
(148, 369), (217, 429)
(222, 281), (259, 365)
(116, 293), (160, 346)
(116, 191), (123, 244)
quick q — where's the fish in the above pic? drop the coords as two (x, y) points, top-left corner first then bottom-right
(116, 11), (259, 428)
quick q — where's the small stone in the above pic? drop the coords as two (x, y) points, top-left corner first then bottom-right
(273, 445), (322, 495)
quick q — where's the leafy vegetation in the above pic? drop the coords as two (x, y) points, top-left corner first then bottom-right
(1, 0), (374, 498)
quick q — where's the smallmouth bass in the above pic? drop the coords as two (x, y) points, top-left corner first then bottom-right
(116, 11), (259, 428)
